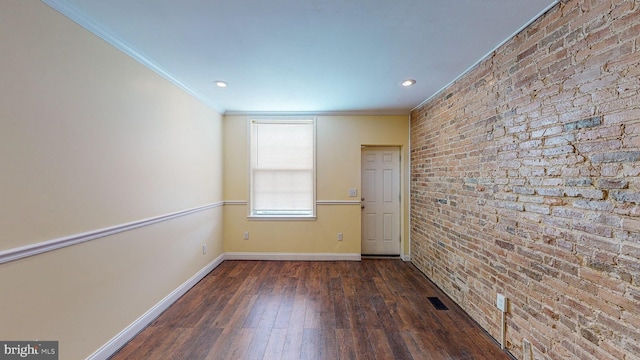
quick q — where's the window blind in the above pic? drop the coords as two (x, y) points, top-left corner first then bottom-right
(250, 119), (315, 217)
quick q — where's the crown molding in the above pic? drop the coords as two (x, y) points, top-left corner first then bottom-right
(224, 110), (410, 117)
(412, 0), (560, 112)
(41, 0), (225, 114)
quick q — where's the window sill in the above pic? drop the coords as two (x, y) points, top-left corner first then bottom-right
(248, 215), (317, 221)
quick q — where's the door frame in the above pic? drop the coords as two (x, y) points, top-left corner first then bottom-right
(360, 145), (404, 257)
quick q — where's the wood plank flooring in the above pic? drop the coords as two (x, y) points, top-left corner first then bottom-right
(110, 260), (512, 360)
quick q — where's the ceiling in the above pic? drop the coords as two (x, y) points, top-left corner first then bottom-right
(44, 0), (558, 115)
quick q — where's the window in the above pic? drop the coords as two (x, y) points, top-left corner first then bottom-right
(249, 117), (315, 219)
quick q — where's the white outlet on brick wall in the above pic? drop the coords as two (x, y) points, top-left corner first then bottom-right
(497, 293), (507, 312)
(523, 339), (533, 360)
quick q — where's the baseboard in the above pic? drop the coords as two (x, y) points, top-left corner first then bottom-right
(224, 252), (361, 261)
(402, 254), (411, 262)
(87, 253), (225, 360)
(89, 251), (360, 359)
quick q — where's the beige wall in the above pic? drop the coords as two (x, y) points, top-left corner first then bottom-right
(223, 115), (410, 256)
(0, 1), (224, 359)
(0, 2), (412, 358)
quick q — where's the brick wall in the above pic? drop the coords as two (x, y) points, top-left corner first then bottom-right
(410, 1), (640, 359)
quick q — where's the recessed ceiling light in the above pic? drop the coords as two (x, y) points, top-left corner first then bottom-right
(402, 79), (416, 87)
(214, 81), (228, 88)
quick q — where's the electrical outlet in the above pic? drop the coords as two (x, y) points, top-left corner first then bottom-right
(202, 244), (207, 254)
(243, 231), (249, 240)
(497, 293), (507, 312)
(337, 232), (343, 241)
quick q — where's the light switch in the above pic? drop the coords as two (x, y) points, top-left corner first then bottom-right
(349, 188), (358, 197)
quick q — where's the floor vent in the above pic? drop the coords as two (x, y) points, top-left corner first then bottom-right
(427, 297), (449, 310)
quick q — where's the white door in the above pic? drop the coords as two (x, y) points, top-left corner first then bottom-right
(361, 146), (400, 255)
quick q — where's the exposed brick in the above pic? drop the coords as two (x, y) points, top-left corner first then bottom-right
(610, 191), (640, 204)
(626, 122), (640, 135)
(532, 126), (563, 139)
(576, 139), (622, 153)
(536, 188), (564, 197)
(542, 145), (575, 156)
(517, 44), (538, 62)
(581, 328), (600, 345)
(565, 27), (584, 44)
(525, 204), (551, 215)
(497, 201), (524, 211)
(544, 197), (567, 206)
(519, 195), (545, 204)
(545, 133), (576, 146)
(572, 200), (615, 212)
(541, 24), (570, 48)
(507, 124), (528, 134)
(513, 186), (536, 195)
(519, 139), (542, 149)
(564, 188), (605, 200)
(600, 164), (622, 177)
(563, 116), (602, 131)
(574, 221), (613, 238)
(530, 116), (559, 129)
(559, 109), (596, 124)
(580, 73), (621, 94)
(496, 239), (515, 251)
(591, 151), (640, 163)
(521, 267), (543, 282)
(625, 135), (640, 148)
(576, 125), (623, 141)
(562, 67), (601, 90)
(542, 178), (563, 187)
(597, 179), (628, 189)
(603, 108), (640, 125)
(409, 2), (640, 359)
(566, 178), (592, 186)
(622, 165), (640, 177)
(589, 212), (623, 228)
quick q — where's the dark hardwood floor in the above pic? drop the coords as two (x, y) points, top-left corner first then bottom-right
(110, 260), (512, 359)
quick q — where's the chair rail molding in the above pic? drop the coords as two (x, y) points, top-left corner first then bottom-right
(0, 202), (223, 264)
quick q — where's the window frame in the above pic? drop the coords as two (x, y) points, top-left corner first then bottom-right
(248, 116), (317, 220)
